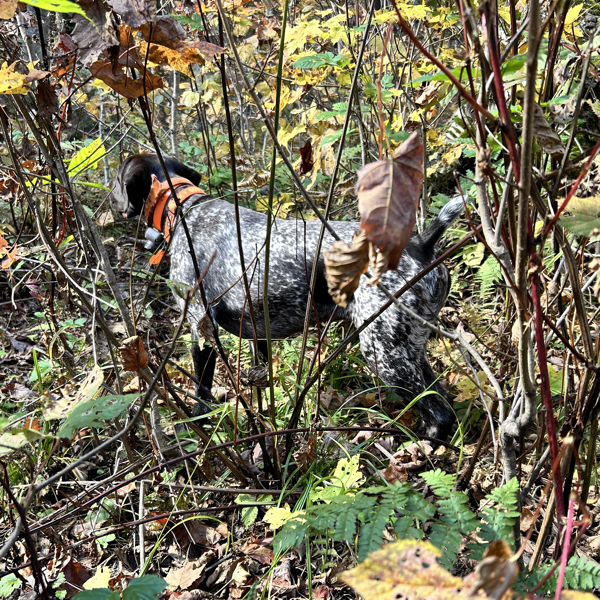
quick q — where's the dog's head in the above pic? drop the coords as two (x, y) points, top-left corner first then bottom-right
(110, 153), (203, 218)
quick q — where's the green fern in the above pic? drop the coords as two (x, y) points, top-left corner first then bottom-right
(273, 471), (520, 568)
(429, 524), (463, 569)
(476, 255), (502, 298)
(479, 478), (520, 543)
(467, 477), (520, 560)
(273, 484), (427, 557)
(422, 470), (478, 567)
(421, 469), (455, 496)
(359, 503), (394, 562)
(521, 555), (600, 594)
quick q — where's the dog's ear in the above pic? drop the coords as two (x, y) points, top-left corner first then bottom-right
(124, 157), (154, 217)
(164, 156), (202, 186)
(110, 154), (154, 217)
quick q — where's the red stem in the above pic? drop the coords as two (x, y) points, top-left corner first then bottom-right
(481, 5), (521, 182)
(555, 493), (576, 600)
(531, 262), (564, 523)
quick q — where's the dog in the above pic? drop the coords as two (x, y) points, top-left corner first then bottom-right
(110, 153), (464, 440)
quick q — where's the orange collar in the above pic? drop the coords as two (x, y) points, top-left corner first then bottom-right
(144, 175), (206, 242)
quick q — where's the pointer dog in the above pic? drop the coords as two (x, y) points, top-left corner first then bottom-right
(110, 153), (463, 440)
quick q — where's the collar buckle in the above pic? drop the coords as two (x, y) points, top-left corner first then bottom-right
(144, 226), (164, 252)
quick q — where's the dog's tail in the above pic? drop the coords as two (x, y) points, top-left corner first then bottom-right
(418, 195), (465, 256)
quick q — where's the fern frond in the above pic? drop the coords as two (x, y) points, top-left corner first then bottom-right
(273, 518), (309, 554)
(479, 478), (520, 544)
(393, 516), (423, 540)
(421, 469), (456, 497)
(437, 493), (478, 533)
(523, 555), (600, 594)
(476, 255), (502, 298)
(429, 523), (462, 569)
(358, 504), (395, 562)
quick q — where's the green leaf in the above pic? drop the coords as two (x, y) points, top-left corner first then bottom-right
(358, 504), (394, 562)
(294, 53), (334, 69)
(71, 590), (119, 600)
(320, 128), (355, 145)
(0, 574), (21, 598)
(21, 0), (88, 16)
(273, 518), (309, 554)
(122, 575), (167, 600)
(393, 516), (422, 540)
(500, 54), (527, 75)
(421, 469), (456, 497)
(547, 363), (564, 396)
(241, 506), (258, 527)
(428, 522), (462, 568)
(559, 196), (600, 236)
(477, 255), (502, 298)
(58, 394), (139, 438)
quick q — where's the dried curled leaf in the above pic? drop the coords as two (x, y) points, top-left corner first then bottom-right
(90, 61), (163, 99)
(465, 540), (518, 600)
(357, 132), (423, 272)
(198, 314), (217, 347)
(324, 230), (369, 308)
(532, 103), (564, 157)
(119, 336), (149, 371)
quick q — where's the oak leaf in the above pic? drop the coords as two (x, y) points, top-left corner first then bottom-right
(357, 131), (423, 274)
(118, 336), (149, 371)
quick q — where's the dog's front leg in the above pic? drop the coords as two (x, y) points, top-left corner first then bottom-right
(188, 308), (218, 413)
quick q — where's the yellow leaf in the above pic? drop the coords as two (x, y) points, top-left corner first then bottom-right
(92, 78), (112, 93)
(255, 195), (295, 218)
(426, 129), (443, 148)
(0, 62), (48, 95)
(372, 10), (396, 23)
(180, 90), (200, 108)
(561, 592), (600, 600)
(498, 5), (511, 23)
(263, 505), (303, 530)
(565, 4), (582, 26)
(341, 541), (467, 600)
(397, 2), (430, 19)
(84, 566), (111, 590)
(68, 137), (106, 175)
(278, 124), (306, 146)
(442, 145), (463, 165)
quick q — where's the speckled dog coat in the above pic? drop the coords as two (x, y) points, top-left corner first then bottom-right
(110, 154), (464, 440)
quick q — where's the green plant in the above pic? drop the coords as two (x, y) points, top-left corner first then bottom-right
(274, 471), (493, 566)
(476, 255), (502, 298)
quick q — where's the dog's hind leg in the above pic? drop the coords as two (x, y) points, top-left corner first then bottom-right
(191, 344), (217, 399)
